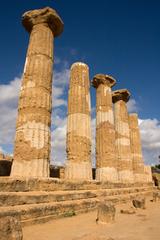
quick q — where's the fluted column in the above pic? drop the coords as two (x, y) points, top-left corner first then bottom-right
(11, 7), (63, 177)
(144, 165), (153, 183)
(92, 74), (118, 182)
(129, 114), (145, 182)
(112, 89), (134, 183)
(65, 62), (92, 180)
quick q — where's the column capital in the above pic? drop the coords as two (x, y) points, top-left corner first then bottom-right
(22, 7), (64, 36)
(92, 74), (116, 88)
(129, 113), (138, 120)
(112, 89), (131, 103)
(70, 62), (89, 70)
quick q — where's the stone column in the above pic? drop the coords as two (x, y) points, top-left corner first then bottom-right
(129, 113), (145, 182)
(92, 74), (118, 182)
(65, 62), (92, 180)
(11, 7), (63, 177)
(144, 165), (152, 183)
(112, 89), (134, 183)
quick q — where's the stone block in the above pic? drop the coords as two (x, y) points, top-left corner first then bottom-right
(96, 202), (116, 224)
(0, 216), (23, 240)
(152, 191), (160, 202)
(120, 207), (136, 214)
(132, 196), (145, 209)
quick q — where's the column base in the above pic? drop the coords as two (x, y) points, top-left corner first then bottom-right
(134, 173), (146, 183)
(96, 167), (118, 182)
(143, 174), (153, 183)
(118, 170), (134, 183)
(65, 162), (92, 180)
(11, 159), (49, 178)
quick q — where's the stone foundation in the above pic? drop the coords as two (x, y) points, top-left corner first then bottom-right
(0, 177), (154, 226)
(11, 158), (49, 177)
(65, 162), (92, 180)
(118, 170), (134, 184)
(96, 167), (118, 182)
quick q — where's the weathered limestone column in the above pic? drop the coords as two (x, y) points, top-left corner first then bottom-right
(11, 7), (63, 177)
(112, 89), (134, 183)
(92, 74), (118, 182)
(65, 62), (92, 180)
(129, 113), (145, 182)
(144, 165), (152, 183)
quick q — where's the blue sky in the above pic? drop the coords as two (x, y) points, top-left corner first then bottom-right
(0, 0), (160, 166)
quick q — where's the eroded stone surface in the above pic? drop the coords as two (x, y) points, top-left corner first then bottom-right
(92, 74), (118, 182)
(96, 202), (116, 224)
(132, 196), (146, 209)
(65, 62), (92, 180)
(129, 114), (145, 182)
(152, 191), (160, 202)
(144, 165), (153, 183)
(11, 7), (63, 177)
(0, 216), (23, 240)
(112, 89), (134, 183)
(120, 207), (136, 214)
(22, 7), (64, 36)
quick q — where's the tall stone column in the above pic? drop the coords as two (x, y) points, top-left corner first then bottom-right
(65, 62), (92, 180)
(129, 113), (145, 182)
(112, 89), (134, 183)
(92, 74), (118, 182)
(11, 7), (63, 177)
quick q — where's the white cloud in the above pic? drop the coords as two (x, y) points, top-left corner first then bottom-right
(0, 77), (20, 104)
(51, 116), (67, 165)
(0, 77), (21, 147)
(52, 68), (70, 108)
(53, 68), (70, 86)
(139, 118), (160, 165)
(127, 98), (138, 113)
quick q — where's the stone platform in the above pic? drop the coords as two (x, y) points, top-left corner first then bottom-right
(0, 177), (155, 226)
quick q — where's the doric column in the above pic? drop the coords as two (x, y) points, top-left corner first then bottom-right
(65, 62), (92, 180)
(144, 165), (153, 183)
(11, 7), (63, 177)
(112, 89), (134, 183)
(92, 74), (118, 182)
(129, 113), (145, 182)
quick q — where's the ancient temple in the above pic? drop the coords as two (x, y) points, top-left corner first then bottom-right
(0, 6), (154, 228)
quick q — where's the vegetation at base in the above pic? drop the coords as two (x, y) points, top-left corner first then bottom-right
(63, 210), (76, 217)
(155, 164), (160, 170)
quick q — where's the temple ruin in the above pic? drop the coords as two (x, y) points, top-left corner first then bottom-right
(0, 6), (155, 229)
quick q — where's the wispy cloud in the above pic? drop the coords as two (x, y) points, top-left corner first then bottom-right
(139, 118), (160, 165)
(0, 77), (20, 148)
(127, 98), (138, 113)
